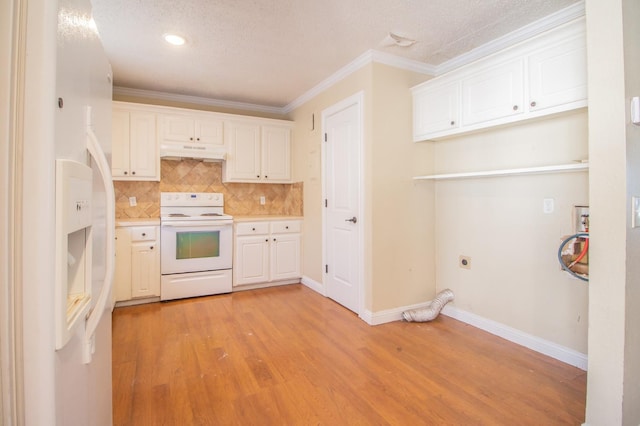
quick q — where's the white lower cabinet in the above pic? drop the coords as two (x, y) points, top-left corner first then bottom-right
(114, 225), (160, 303)
(233, 219), (301, 288)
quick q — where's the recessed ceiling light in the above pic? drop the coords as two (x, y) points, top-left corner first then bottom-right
(164, 33), (186, 46)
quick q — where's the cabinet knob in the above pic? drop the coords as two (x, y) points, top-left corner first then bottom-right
(190, 137), (193, 141)
(150, 246), (154, 250)
(142, 233), (146, 236)
(132, 171), (136, 175)
(196, 137), (200, 141)
(252, 227), (256, 231)
(513, 105), (519, 111)
(285, 226), (289, 229)
(264, 175), (268, 179)
(530, 101), (537, 107)
(450, 120), (455, 126)
(273, 238), (276, 242)
(124, 171), (128, 175)
(265, 239), (269, 242)
(257, 175), (260, 178)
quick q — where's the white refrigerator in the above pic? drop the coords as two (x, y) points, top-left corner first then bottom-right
(17, 0), (115, 423)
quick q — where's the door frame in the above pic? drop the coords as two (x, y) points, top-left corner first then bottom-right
(321, 91), (365, 317)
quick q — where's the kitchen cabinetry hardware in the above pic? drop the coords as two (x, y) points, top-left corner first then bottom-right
(223, 122), (292, 183)
(114, 225), (160, 303)
(412, 18), (586, 141)
(234, 219), (301, 287)
(112, 105), (159, 181)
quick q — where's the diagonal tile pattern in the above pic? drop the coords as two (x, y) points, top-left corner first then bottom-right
(114, 159), (303, 218)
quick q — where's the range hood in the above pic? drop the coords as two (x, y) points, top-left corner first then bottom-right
(160, 141), (226, 162)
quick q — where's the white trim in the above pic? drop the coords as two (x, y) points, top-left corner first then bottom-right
(301, 275), (325, 296)
(113, 86), (285, 115)
(441, 305), (588, 370)
(413, 162), (589, 180)
(283, 50), (434, 113)
(361, 300), (587, 370)
(321, 91), (365, 317)
(435, 1), (585, 74)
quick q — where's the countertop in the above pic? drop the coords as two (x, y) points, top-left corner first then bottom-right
(116, 218), (160, 227)
(232, 215), (303, 222)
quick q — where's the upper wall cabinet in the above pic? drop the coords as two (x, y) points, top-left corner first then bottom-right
(412, 18), (587, 141)
(112, 104), (159, 181)
(223, 121), (292, 183)
(159, 113), (225, 155)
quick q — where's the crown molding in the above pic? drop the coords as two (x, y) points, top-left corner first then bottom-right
(435, 0), (585, 75)
(282, 50), (436, 113)
(112, 86), (286, 115)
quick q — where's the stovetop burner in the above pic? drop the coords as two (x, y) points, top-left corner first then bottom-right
(160, 192), (232, 222)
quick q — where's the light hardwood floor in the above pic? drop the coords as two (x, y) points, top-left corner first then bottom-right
(112, 284), (586, 425)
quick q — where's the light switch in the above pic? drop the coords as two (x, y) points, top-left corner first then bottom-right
(543, 198), (554, 214)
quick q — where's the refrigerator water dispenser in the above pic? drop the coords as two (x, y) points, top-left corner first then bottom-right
(55, 159), (93, 350)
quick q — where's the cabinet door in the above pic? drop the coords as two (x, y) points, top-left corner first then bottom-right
(528, 35), (587, 113)
(129, 112), (158, 179)
(234, 236), (269, 286)
(462, 59), (524, 126)
(195, 118), (224, 146)
(261, 126), (291, 182)
(114, 228), (132, 302)
(130, 241), (160, 298)
(270, 234), (301, 281)
(224, 121), (261, 181)
(161, 115), (194, 143)
(111, 110), (131, 178)
(413, 81), (460, 140)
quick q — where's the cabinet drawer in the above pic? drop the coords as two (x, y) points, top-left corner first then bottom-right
(270, 220), (301, 234)
(235, 222), (269, 236)
(130, 226), (156, 242)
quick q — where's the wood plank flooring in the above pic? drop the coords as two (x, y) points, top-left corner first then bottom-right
(112, 284), (586, 425)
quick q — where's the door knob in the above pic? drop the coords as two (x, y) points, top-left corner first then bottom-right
(345, 216), (357, 224)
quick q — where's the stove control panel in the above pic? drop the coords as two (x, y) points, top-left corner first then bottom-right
(161, 192), (224, 207)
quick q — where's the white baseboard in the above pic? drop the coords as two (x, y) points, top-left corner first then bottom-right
(301, 275), (325, 296)
(362, 300), (588, 371)
(441, 305), (588, 370)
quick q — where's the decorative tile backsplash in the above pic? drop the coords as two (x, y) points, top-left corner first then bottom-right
(114, 160), (303, 218)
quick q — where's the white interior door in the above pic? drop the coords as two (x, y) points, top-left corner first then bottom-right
(323, 93), (363, 314)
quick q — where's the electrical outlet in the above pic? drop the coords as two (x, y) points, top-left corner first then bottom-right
(459, 255), (471, 270)
(129, 196), (137, 207)
(543, 198), (554, 214)
(260, 196), (266, 205)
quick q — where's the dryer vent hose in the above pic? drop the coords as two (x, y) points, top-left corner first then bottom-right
(403, 289), (454, 322)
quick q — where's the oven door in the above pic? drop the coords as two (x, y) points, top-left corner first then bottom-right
(161, 220), (233, 274)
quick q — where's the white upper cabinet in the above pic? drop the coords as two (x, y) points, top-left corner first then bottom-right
(527, 34), (587, 114)
(261, 125), (291, 182)
(112, 105), (159, 181)
(412, 81), (460, 140)
(160, 114), (224, 146)
(462, 59), (524, 126)
(412, 18), (587, 141)
(223, 121), (292, 183)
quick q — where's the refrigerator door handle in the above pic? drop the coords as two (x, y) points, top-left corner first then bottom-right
(84, 124), (115, 364)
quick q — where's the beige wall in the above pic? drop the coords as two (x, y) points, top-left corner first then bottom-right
(585, 0), (640, 423)
(290, 63), (435, 311)
(433, 111), (589, 353)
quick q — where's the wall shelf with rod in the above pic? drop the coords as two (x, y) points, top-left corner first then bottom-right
(413, 162), (589, 181)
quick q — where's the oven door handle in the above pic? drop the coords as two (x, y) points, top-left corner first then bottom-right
(162, 220), (233, 227)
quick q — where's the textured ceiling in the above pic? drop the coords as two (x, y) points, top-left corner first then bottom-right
(90, 0), (581, 109)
